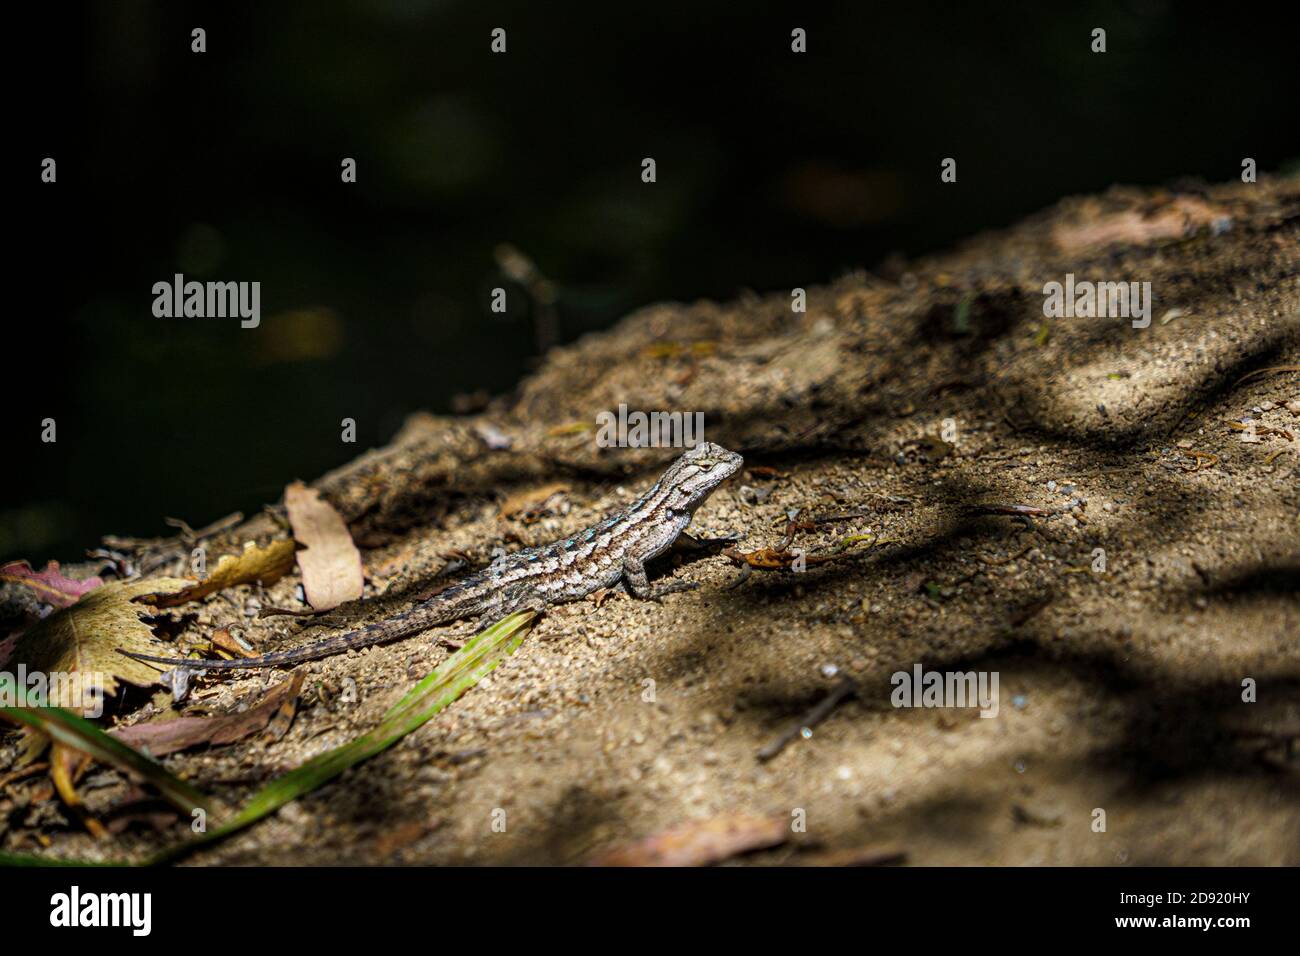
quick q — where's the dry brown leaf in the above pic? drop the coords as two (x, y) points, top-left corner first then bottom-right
(140, 539), (296, 608)
(9, 580), (193, 765)
(587, 814), (787, 866)
(110, 673), (304, 756)
(7, 577), (190, 711)
(207, 628), (257, 658)
(722, 546), (848, 570)
(284, 482), (364, 611)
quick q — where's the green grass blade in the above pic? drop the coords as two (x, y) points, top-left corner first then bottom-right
(383, 609), (534, 722)
(0, 611), (535, 867)
(148, 609), (536, 864)
(0, 674), (213, 818)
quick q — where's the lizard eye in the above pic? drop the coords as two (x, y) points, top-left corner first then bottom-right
(696, 460), (714, 472)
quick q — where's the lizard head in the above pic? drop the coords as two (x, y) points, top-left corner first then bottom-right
(664, 442), (744, 512)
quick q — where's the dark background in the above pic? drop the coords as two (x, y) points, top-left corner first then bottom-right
(6, 0), (1298, 564)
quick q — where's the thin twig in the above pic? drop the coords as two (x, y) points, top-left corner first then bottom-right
(1232, 365), (1300, 388)
(757, 677), (857, 762)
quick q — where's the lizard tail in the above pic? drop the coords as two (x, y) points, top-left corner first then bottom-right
(120, 599), (462, 672)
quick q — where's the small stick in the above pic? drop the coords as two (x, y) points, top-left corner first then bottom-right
(1231, 364), (1300, 388)
(979, 545), (1033, 566)
(758, 677), (857, 762)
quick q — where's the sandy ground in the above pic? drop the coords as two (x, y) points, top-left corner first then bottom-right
(4, 174), (1298, 865)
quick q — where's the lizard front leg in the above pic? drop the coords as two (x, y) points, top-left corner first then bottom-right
(622, 555), (698, 601)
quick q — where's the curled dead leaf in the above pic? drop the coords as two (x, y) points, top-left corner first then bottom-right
(139, 539), (296, 608)
(722, 542), (869, 571)
(110, 673), (304, 756)
(210, 628), (258, 658)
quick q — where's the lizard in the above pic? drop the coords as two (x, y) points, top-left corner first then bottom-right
(121, 442), (743, 675)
